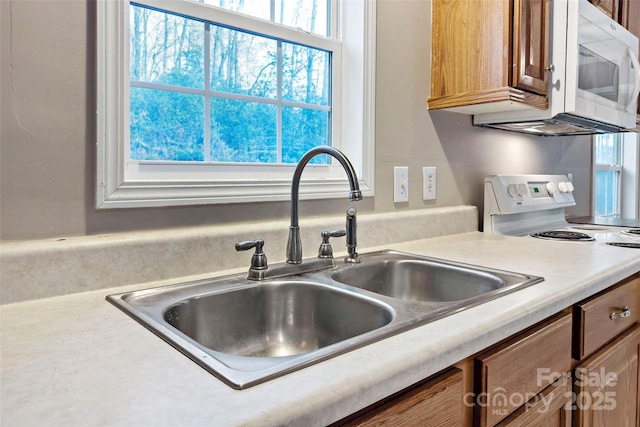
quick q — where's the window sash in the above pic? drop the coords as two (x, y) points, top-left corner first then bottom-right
(128, 6), (333, 164)
(96, 0), (375, 208)
(593, 134), (623, 217)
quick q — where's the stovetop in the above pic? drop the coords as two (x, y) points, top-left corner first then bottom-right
(484, 174), (640, 248)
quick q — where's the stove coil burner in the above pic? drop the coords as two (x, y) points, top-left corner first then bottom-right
(621, 229), (640, 237)
(530, 230), (595, 241)
(607, 242), (640, 249)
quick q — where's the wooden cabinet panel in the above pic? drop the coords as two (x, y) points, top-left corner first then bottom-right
(513, 0), (550, 95)
(430, 0), (510, 99)
(621, 0), (640, 39)
(573, 323), (640, 427)
(495, 376), (572, 427)
(574, 272), (640, 360)
(336, 367), (464, 427)
(590, 0), (620, 20)
(475, 311), (572, 427)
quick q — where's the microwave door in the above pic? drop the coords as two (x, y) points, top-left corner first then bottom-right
(624, 47), (640, 112)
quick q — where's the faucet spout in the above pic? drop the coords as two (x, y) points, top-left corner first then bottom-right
(286, 146), (362, 264)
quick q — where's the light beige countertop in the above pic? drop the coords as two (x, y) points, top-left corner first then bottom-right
(2, 231), (640, 427)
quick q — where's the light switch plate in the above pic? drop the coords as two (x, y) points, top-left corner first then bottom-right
(423, 167), (436, 200)
(394, 166), (409, 203)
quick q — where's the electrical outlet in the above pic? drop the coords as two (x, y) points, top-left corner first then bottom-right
(394, 167), (409, 203)
(423, 167), (436, 200)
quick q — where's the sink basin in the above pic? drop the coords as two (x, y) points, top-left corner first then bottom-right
(164, 281), (393, 358)
(108, 278), (395, 388)
(331, 259), (507, 302)
(107, 250), (543, 389)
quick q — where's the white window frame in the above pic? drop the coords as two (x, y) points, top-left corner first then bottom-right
(592, 133), (640, 219)
(96, 0), (375, 209)
(621, 133), (640, 218)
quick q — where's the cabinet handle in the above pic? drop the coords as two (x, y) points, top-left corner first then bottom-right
(610, 306), (631, 320)
(545, 64), (555, 72)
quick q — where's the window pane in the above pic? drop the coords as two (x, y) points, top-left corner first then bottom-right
(210, 98), (277, 162)
(594, 133), (620, 164)
(130, 5), (204, 88)
(210, 26), (277, 98)
(276, 0), (329, 36)
(205, 0), (330, 36)
(595, 170), (621, 216)
(282, 42), (330, 105)
(128, 2), (333, 165)
(203, 0), (271, 21)
(130, 88), (205, 161)
(282, 107), (329, 164)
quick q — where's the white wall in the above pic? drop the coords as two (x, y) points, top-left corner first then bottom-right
(0, 0), (593, 242)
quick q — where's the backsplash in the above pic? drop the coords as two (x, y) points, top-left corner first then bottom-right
(0, 206), (477, 304)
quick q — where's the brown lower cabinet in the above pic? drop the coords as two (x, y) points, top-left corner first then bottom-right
(333, 272), (640, 427)
(334, 367), (464, 426)
(573, 324), (640, 426)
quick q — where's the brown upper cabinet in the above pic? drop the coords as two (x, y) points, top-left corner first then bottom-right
(620, 0), (640, 37)
(428, 0), (550, 113)
(590, 0), (620, 20)
(591, 0), (640, 40)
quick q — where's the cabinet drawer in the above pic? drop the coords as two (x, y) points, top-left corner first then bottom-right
(474, 311), (572, 427)
(574, 272), (640, 360)
(336, 367), (463, 427)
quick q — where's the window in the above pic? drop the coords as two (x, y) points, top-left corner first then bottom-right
(593, 133), (640, 218)
(96, 0), (375, 208)
(593, 133), (622, 217)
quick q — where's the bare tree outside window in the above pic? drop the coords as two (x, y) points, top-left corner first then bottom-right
(129, 0), (331, 164)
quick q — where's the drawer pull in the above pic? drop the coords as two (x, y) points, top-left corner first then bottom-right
(610, 307), (631, 320)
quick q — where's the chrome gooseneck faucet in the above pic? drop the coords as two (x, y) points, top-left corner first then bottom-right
(286, 146), (363, 264)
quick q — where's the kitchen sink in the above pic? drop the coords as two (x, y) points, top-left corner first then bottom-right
(331, 259), (515, 302)
(107, 250), (543, 389)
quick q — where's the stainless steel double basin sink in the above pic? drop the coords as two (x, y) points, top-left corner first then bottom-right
(107, 250), (543, 389)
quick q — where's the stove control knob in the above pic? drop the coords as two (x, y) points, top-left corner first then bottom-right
(566, 182), (574, 192)
(546, 182), (557, 195)
(508, 184), (519, 198)
(518, 183), (528, 196)
(558, 182), (569, 193)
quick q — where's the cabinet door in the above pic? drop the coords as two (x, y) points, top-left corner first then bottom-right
(430, 0), (510, 98)
(573, 323), (640, 427)
(621, 0), (640, 39)
(513, 0), (550, 96)
(495, 376), (572, 427)
(474, 311), (572, 427)
(337, 367), (464, 427)
(590, 0), (620, 20)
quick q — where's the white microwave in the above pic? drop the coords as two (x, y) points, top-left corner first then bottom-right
(474, 0), (640, 136)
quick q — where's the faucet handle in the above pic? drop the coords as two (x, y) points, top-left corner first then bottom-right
(235, 238), (268, 280)
(318, 230), (346, 259)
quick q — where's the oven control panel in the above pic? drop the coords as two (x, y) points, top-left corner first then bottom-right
(485, 174), (576, 216)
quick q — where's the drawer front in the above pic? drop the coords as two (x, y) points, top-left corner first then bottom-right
(337, 367), (464, 427)
(475, 311), (572, 427)
(575, 273), (640, 360)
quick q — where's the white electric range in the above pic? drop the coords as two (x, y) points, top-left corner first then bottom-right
(483, 174), (640, 249)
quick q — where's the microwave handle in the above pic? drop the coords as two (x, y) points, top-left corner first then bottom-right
(626, 47), (640, 112)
